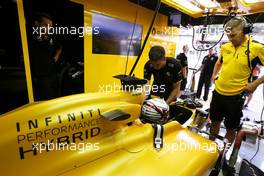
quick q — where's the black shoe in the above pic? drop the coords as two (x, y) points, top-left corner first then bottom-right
(222, 160), (236, 176)
(193, 100), (203, 108)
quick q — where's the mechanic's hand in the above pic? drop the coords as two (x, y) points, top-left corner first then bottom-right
(211, 75), (215, 82)
(245, 82), (258, 93)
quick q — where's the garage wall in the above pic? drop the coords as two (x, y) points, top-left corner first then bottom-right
(73, 0), (170, 92)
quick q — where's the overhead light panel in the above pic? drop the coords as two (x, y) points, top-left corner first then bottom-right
(195, 0), (218, 8)
(243, 0), (264, 3)
(168, 0), (203, 13)
(239, 0), (264, 6)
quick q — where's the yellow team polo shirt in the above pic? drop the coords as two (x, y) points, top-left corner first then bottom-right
(215, 38), (264, 96)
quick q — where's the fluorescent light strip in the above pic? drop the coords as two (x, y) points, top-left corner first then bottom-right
(244, 0), (264, 3)
(195, 0), (217, 8)
(171, 0), (203, 13)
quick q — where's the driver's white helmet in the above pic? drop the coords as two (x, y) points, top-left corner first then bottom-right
(141, 98), (169, 124)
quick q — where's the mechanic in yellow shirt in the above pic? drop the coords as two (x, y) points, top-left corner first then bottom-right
(210, 16), (264, 144)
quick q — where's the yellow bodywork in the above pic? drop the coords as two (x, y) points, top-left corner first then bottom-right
(1, 0), (231, 175)
(0, 91), (218, 176)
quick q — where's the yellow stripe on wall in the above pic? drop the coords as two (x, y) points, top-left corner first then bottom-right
(17, 0), (34, 103)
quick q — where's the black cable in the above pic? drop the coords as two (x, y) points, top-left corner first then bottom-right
(254, 12), (264, 24)
(188, 15), (224, 89)
(191, 11), (235, 52)
(186, 51), (203, 90)
(244, 160), (258, 175)
(187, 15), (229, 89)
(249, 138), (261, 162)
(191, 25), (224, 52)
(124, 0), (139, 75)
(244, 15), (254, 25)
(261, 70), (264, 137)
(252, 12), (264, 40)
(201, 13), (214, 42)
(187, 15), (228, 90)
(243, 12), (264, 163)
(129, 0), (161, 76)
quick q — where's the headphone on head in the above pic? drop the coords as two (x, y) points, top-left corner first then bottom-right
(225, 15), (253, 34)
(241, 16), (253, 34)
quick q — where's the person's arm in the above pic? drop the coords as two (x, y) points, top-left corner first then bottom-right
(211, 60), (222, 81)
(182, 66), (187, 78)
(177, 54), (188, 79)
(53, 41), (63, 62)
(182, 55), (188, 78)
(53, 47), (62, 62)
(194, 64), (204, 74)
(167, 60), (182, 104)
(143, 62), (152, 99)
(194, 57), (206, 74)
(246, 45), (264, 92)
(211, 48), (223, 81)
(180, 55), (188, 92)
(166, 81), (181, 104)
(246, 75), (264, 93)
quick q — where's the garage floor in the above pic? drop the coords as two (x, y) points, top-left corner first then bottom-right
(197, 81), (264, 174)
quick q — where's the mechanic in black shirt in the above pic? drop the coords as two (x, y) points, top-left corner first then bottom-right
(176, 45), (189, 97)
(28, 13), (62, 101)
(194, 48), (218, 101)
(144, 46), (182, 104)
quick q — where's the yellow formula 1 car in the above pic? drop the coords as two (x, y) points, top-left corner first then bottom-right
(0, 75), (219, 176)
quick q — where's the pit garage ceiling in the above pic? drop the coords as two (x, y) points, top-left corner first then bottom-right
(129, 0), (264, 25)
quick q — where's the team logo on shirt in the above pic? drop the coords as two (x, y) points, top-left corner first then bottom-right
(245, 50), (249, 55)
